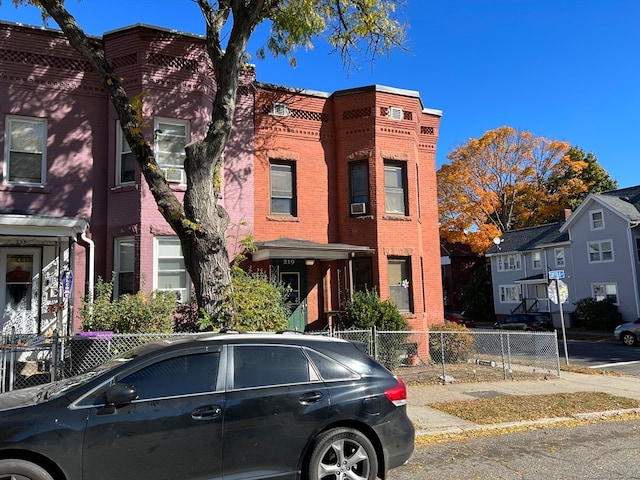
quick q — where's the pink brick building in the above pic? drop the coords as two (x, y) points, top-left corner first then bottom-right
(0, 21), (442, 335)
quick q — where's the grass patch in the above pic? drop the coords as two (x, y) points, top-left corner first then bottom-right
(429, 392), (640, 425)
(415, 411), (640, 446)
(560, 364), (624, 376)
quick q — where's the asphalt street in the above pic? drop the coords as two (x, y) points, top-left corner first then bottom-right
(389, 418), (640, 480)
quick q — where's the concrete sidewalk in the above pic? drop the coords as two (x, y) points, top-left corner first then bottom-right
(406, 371), (640, 436)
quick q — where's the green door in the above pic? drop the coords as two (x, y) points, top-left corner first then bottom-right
(280, 267), (307, 331)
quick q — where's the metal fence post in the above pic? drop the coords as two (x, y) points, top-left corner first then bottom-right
(51, 329), (59, 382)
(500, 331), (507, 380)
(0, 334), (5, 393)
(9, 327), (16, 392)
(373, 326), (378, 362)
(439, 331), (446, 383)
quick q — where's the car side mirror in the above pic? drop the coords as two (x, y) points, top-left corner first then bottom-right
(105, 383), (138, 408)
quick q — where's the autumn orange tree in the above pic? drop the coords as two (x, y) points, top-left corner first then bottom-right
(438, 126), (616, 254)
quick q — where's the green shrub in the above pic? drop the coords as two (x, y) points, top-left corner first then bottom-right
(198, 267), (291, 332)
(344, 288), (410, 331)
(429, 323), (475, 363)
(81, 277), (176, 333)
(573, 297), (622, 331)
(344, 288), (410, 370)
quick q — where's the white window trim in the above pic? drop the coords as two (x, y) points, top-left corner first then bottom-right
(116, 122), (135, 186)
(496, 253), (522, 272)
(153, 236), (190, 303)
(591, 282), (618, 304)
(590, 209), (605, 231)
(499, 284), (521, 304)
(587, 239), (614, 263)
(269, 160), (296, 216)
(383, 162), (407, 215)
(554, 248), (565, 268)
(532, 251), (542, 270)
(114, 237), (135, 298)
(4, 115), (47, 186)
(154, 117), (190, 184)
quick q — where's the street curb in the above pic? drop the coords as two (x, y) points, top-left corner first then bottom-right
(415, 408), (640, 438)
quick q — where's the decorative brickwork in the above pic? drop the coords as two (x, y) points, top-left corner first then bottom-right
(342, 107), (372, 120)
(0, 48), (91, 71)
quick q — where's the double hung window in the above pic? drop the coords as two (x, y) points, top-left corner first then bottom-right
(270, 161), (296, 216)
(155, 237), (189, 302)
(384, 162), (407, 215)
(155, 119), (189, 184)
(116, 123), (136, 185)
(5, 116), (46, 185)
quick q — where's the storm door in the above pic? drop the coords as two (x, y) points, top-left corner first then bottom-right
(279, 263), (308, 331)
(0, 249), (41, 334)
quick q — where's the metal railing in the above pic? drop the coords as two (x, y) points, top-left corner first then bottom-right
(1, 327), (560, 392)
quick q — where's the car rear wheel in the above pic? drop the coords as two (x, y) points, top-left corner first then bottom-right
(0, 459), (53, 480)
(621, 332), (637, 346)
(308, 427), (378, 480)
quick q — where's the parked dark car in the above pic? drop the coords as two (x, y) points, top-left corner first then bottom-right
(445, 311), (476, 328)
(0, 332), (414, 480)
(493, 313), (554, 331)
(613, 318), (640, 346)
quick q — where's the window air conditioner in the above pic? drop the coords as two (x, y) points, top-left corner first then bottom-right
(350, 202), (367, 215)
(388, 107), (404, 121)
(162, 167), (185, 184)
(271, 102), (290, 117)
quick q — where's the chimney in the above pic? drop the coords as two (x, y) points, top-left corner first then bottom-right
(563, 209), (572, 221)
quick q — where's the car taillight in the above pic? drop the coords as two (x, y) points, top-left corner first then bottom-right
(384, 377), (407, 407)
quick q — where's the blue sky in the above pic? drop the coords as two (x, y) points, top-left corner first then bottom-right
(2, 0), (638, 188)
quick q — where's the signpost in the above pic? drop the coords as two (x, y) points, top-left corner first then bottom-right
(548, 270), (569, 365)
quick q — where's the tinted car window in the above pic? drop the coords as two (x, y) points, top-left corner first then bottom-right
(305, 348), (359, 381)
(122, 352), (219, 399)
(233, 345), (310, 389)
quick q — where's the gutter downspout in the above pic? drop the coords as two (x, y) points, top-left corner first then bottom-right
(628, 221), (640, 318)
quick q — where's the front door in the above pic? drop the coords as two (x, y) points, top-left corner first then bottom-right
(279, 262), (307, 331)
(0, 249), (40, 334)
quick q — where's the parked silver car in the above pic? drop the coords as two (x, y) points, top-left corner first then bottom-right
(613, 318), (640, 346)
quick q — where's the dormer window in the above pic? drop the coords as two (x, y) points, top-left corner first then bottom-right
(271, 103), (290, 117)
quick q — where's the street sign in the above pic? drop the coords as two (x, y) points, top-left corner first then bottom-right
(549, 269), (565, 280)
(548, 279), (568, 304)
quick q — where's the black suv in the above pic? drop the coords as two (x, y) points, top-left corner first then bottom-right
(0, 332), (414, 480)
(494, 313), (554, 331)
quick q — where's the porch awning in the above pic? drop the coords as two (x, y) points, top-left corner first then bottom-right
(515, 273), (547, 285)
(0, 211), (89, 238)
(252, 238), (374, 262)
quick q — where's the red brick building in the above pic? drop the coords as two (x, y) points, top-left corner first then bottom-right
(0, 21), (443, 335)
(251, 84), (443, 331)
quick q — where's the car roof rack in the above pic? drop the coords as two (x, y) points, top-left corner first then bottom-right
(219, 327), (242, 334)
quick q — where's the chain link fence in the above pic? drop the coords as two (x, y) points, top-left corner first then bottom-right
(1, 329), (176, 393)
(1, 327), (560, 392)
(331, 328), (560, 384)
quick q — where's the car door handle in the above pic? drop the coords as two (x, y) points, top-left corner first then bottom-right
(191, 405), (222, 420)
(299, 392), (324, 405)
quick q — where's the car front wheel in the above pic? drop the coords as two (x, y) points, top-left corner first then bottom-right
(0, 459), (54, 480)
(308, 427), (378, 480)
(621, 332), (637, 346)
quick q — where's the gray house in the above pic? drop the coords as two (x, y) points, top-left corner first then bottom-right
(487, 186), (640, 327)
